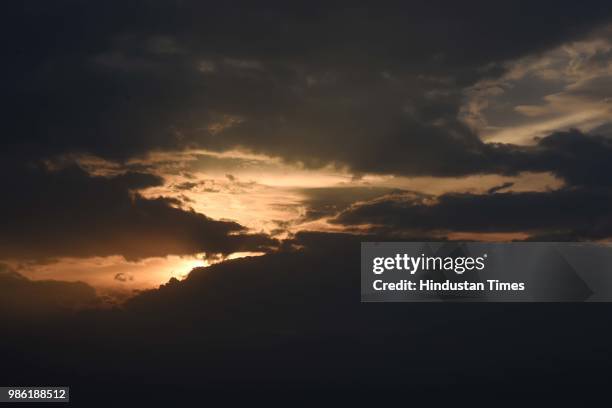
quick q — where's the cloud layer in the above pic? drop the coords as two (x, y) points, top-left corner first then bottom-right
(4, 1), (612, 173)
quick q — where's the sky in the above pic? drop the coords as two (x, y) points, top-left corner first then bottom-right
(4, 1), (612, 293)
(5, 1), (612, 404)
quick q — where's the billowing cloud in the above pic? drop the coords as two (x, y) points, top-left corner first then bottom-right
(4, 1), (612, 177)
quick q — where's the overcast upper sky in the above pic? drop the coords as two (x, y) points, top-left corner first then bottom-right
(4, 0), (612, 291)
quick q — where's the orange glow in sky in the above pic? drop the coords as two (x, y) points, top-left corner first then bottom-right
(9, 148), (567, 292)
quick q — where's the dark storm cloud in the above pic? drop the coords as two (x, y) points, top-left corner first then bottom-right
(5, 231), (612, 404)
(335, 127), (612, 185)
(3, 0), (612, 177)
(458, 130), (612, 187)
(333, 184), (612, 239)
(533, 130), (612, 187)
(0, 163), (276, 260)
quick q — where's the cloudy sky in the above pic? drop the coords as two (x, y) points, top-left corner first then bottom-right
(4, 1), (612, 295)
(6, 1), (612, 404)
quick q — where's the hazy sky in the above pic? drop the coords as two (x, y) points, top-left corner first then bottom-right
(4, 1), (612, 292)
